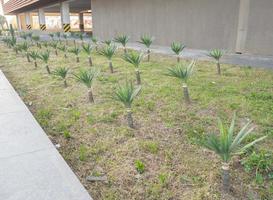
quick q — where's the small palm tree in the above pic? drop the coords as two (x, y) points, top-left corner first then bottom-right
(165, 61), (195, 104)
(123, 51), (143, 85)
(114, 81), (141, 128)
(38, 51), (51, 74)
(43, 41), (49, 51)
(82, 43), (94, 66)
(32, 35), (41, 48)
(203, 113), (267, 192)
(208, 49), (224, 75)
(91, 36), (99, 51)
(52, 67), (69, 87)
(138, 35), (154, 62)
(13, 44), (21, 55)
(73, 69), (98, 103)
(49, 33), (55, 41)
(78, 33), (85, 46)
(114, 34), (129, 53)
(69, 46), (81, 63)
(20, 42), (30, 62)
(50, 42), (59, 56)
(171, 42), (186, 63)
(103, 39), (112, 46)
(58, 45), (67, 58)
(99, 45), (117, 73)
(29, 51), (39, 68)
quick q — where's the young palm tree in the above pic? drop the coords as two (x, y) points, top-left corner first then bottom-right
(171, 42), (186, 63)
(13, 44), (21, 55)
(203, 113), (267, 192)
(208, 49), (224, 75)
(58, 45), (67, 58)
(123, 51), (143, 85)
(82, 43), (94, 66)
(99, 45), (117, 73)
(50, 42), (59, 56)
(29, 51), (39, 68)
(78, 33), (85, 46)
(43, 41), (49, 51)
(69, 46), (81, 63)
(103, 39), (112, 46)
(52, 67), (69, 87)
(138, 35), (154, 62)
(165, 61), (195, 104)
(91, 36), (99, 51)
(114, 34), (129, 53)
(20, 42), (30, 62)
(49, 33), (55, 41)
(113, 81), (141, 128)
(32, 35), (41, 48)
(38, 51), (51, 74)
(73, 69), (98, 103)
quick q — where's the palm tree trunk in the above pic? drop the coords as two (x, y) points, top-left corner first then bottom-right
(88, 89), (94, 103)
(34, 61), (37, 68)
(26, 53), (30, 62)
(95, 45), (98, 52)
(73, 40), (76, 47)
(88, 56), (93, 66)
(147, 49), (151, 62)
(64, 53), (67, 58)
(76, 56), (79, 63)
(64, 79), (67, 88)
(46, 65), (51, 74)
(177, 56), (180, 63)
(55, 50), (58, 56)
(109, 60), (114, 73)
(217, 61), (221, 75)
(182, 84), (190, 104)
(124, 47), (127, 54)
(135, 69), (141, 85)
(222, 163), (230, 193)
(66, 40), (68, 46)
(127, 108), (134, 128)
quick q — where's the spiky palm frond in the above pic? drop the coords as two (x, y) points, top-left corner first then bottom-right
(99, 45), (116, 60)
(50, 42), (58, 49)
(165, 60), (195, 83)
(123, 51), (143, 68)
(114, 81), (141, 108)
(171, 42), (186, 55)
(58, 45), (67, 52)
(28, 51), (39, 60)
(138, 35), (154, 48)
(27, 32), (33, 39)
(204, 113), (267, 163)
(78, 33), (84, 41)
(49, 33), (54, 40)
(73, 69), (98, 88)
(114, 34), (129, 47)
(91, 36), (98, 44)
(103, 39), (112, 46)
(82, 43), (94, 55)
(20, 42), (29, 52)
(53, 67), (69, 79)
(208, 49), (223, 61)
(62, 33), (68, 39)
(69, 46), (81, 56)
(38, 51), (50, 63)
(55, 32), (61, 38)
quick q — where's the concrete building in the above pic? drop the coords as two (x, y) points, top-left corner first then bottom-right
(1, 0), (273, 56)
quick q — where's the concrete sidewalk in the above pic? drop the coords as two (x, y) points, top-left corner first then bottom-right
(0, 70), (92, 200)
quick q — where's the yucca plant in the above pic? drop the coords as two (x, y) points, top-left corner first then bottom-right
(69, 46), (81, 63)
(99, 44), (117, 73)
(123, 51), (143, 85)
(32, 35), (41, 48)
(103, 39), (112, 46)
(52, 67), (69, 87)
(58, 45), (67, 58)
(50, 42), (59, 56)
(138, 35), (154, 61)
(38, 51), (50, 74)
(165, 61), (195, 104)
(91, 36), (99, 51)
(28, 51), (39, 68)
(113, 81), (141, 128)
(49, 33), (55, 41)
(208, 49), (224, 75)
(114, 34), (129, 53)
(82, 43), (94, 66)
(73, 69), (98, 103)
(203, 113), (267, 192)
(171, 42), (186, 63)
(20, 42), (30, 62)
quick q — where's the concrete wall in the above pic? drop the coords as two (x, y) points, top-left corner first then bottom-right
(92, 0), (240, 51)
(243, 0), (273, 55)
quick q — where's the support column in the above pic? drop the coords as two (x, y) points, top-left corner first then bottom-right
(60, 1), (71, 32)
(16, 14), (22, 31)
(25, 12), (32, 30)
(79, 13), (84, 32)
(235, 0), (250, 53)
(38, 8), (46, 31)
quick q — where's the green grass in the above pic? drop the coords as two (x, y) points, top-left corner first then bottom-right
(0, 39), (273, 199)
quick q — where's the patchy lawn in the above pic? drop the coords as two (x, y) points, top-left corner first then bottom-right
(0, 40), (272, 200)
